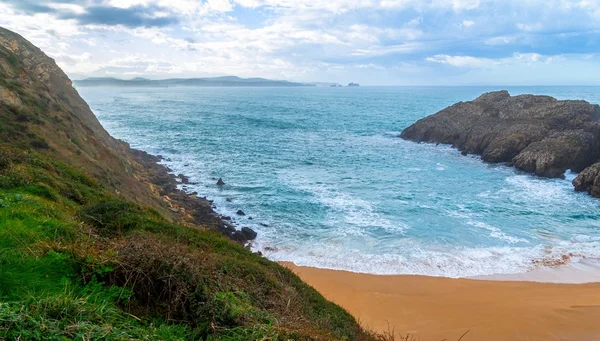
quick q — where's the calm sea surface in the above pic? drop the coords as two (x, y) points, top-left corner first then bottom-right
(78, 86), (600, 277)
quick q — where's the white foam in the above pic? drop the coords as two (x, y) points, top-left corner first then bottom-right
(279, 172), (404, 234)
(261, 236), (600, 278)
(564, 169), (578, 182)
(471, 258), (600, 284)
(504, 175), (573, 204)
(466, 220), (529, 244)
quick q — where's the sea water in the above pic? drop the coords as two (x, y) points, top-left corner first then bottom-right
(78, 86), (600, 278)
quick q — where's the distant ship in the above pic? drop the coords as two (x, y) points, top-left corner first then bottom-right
(347, 82), (360, 87)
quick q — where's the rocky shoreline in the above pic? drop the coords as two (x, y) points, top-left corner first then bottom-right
(125, 145), (258, 244)
(401, 90), (600, 198)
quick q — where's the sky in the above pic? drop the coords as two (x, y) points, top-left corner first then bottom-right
(0, 0), (599, 85)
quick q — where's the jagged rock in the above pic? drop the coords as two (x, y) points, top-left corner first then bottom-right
(216, 178), (225, 185)
(401, 91), (600, 178)
(219, 223), (236, 235)
(221, 216), (232, 221)
(231, 230), (247, 242)
(177, 173), (191, 184)
(236, 209), (245, 216)
(573, 163), (600, 197)
(241, 227), (257, 240)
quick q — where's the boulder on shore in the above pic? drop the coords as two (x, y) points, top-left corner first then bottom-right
(573, 163), (600, 198)
(400, 90), (600, 179)
(241, 227), (258, 240)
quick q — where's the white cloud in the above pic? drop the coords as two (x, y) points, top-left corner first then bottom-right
(426, 54), (496, 67)
(1, 0), (600, 84)
(353, 42), (424, 57)
(461, 20), (475, 28)
(426, 52), (579, 69)
(484, 36), (516, 45)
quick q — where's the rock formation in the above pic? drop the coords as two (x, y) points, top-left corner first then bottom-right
(400, 90), (600, 196)
(573, 163), (600, 197)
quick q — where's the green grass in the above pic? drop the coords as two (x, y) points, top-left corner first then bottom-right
(0, 145), (378, 340)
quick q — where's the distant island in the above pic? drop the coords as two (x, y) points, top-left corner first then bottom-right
(348, 82), (360, 87)
(74, 76), (316, 87)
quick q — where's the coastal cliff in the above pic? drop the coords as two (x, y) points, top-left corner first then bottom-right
(0, 27), (377, 340)
(401, 90), (600, 196)
(0, 27), (252, 242)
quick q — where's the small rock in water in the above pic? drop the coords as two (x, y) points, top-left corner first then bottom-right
(217, 178), (225, 186)
(248, 216), (253, 220)
(236, 210), (245, 216)
(259, 223), (269, 227)
(241, 227), (257, 240)
(221, 216), (232, 221)
(226, 197), (232, 202)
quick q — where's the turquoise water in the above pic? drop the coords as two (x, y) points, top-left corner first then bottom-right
(78, 86), (600, 277)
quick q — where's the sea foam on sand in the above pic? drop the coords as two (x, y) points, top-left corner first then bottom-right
(470, 258), (600, 283)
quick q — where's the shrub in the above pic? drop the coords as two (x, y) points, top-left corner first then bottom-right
(22, 184), (58, 201)
(30, 138), (50, 149)
(81, 200), (148, 236)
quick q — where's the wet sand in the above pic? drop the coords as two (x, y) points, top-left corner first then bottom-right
(282, 262), (600, 341)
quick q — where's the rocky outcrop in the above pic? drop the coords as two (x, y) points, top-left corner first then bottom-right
(573, 163), (600, 198)
(401, 91), (600, 178)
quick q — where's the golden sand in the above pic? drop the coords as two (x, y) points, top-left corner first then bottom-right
(282, 263), (600, 341)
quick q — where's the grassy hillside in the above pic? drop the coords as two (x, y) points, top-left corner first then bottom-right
(0, 27), (383, 340)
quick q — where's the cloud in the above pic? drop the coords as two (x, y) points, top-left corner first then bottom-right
(460, 20), (474, 28)
(426, 54), (496, 68)
(60, 5), (179, 27)
(1, 0), (600, 84)
(3, 0), (179, 27)
(426, 52), (581, 69)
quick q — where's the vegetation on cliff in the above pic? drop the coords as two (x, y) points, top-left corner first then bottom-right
(0, 27), (379, 340)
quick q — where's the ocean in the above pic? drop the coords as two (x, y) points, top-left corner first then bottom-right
(78, 86), (600, 278)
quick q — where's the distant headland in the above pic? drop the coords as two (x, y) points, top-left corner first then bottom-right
(74, 76), (316, 87)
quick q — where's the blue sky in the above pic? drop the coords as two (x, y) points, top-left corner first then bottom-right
(1, 0), (599, 85)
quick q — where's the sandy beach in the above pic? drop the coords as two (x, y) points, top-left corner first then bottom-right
(282, 262), (600, 341)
